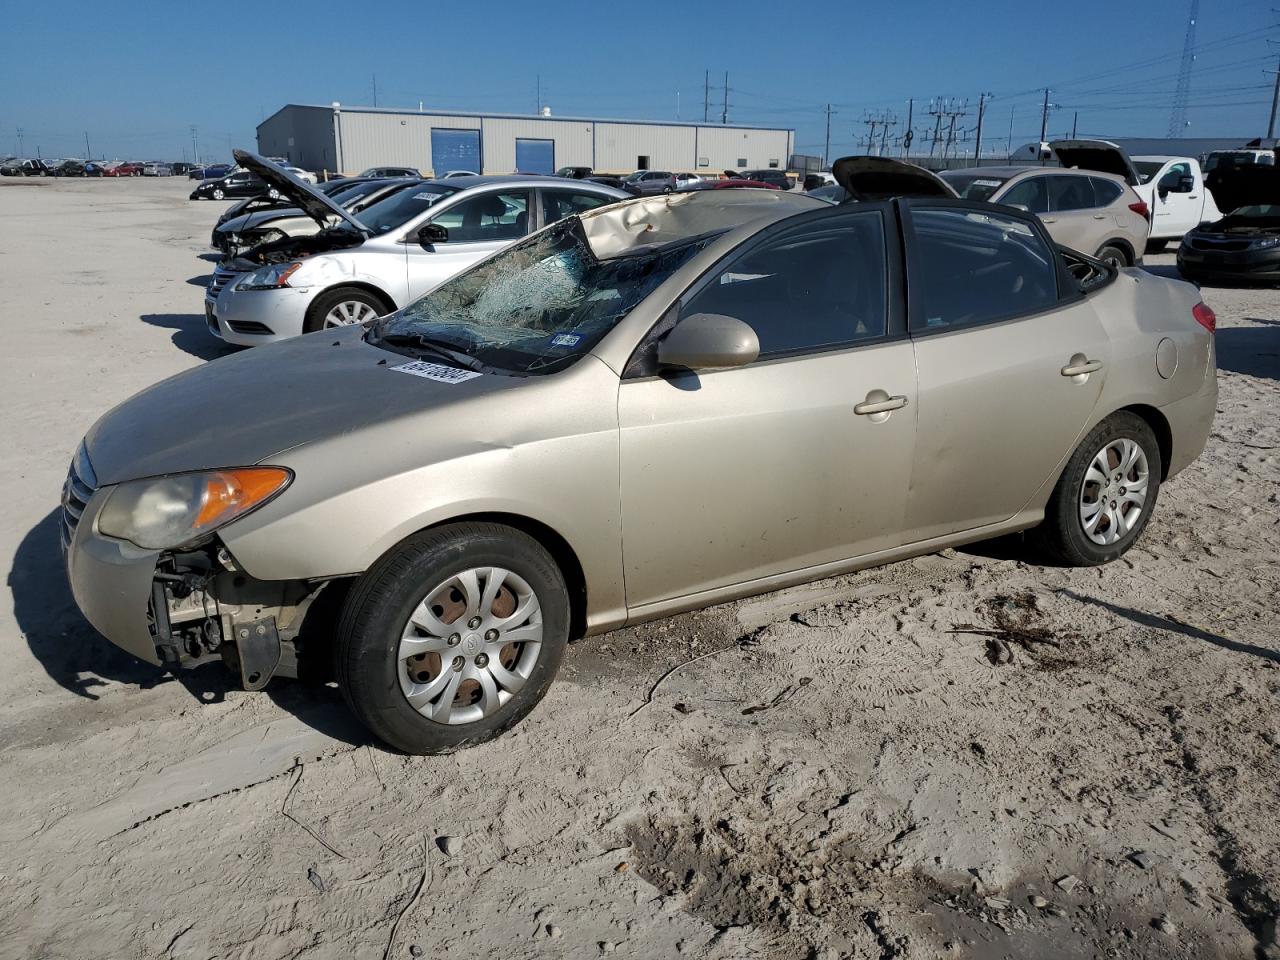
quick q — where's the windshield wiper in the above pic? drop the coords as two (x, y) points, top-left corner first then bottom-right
(373, 332), (486, 372)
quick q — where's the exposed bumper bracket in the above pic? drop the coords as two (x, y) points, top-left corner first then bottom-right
(228, 616), (282, 691)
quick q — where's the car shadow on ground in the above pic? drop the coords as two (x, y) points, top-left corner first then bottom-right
(140, 313), (238, 362)
(9, 509), (370, 745)
(186, 274), (211, 288)
(1216, 320), (1280, 380)
(196, 252), (220, 263)
(1061, 589), (1279, 664)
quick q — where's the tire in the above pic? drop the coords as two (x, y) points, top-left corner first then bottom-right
(212, 187), (224, 200)
(1096, 244), (1129, 268)
(304, 286), (389, 332)
(336, 522), (570, 754)
(1030, 411), (1162, 566)
(1145, 238), (1168, 254)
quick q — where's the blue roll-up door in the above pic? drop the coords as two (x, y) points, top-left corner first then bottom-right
(515, 138), (555, 175)
(430, 128), (481, 175)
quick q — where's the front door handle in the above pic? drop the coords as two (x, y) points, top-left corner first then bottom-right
(1042, 217), (1057, 224)
(854, 391), (909, 417)
(1093, 214), (1107, 220)
(1061, 357), (1103, 378)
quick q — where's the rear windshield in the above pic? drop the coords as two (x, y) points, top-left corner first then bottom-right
(357, 183), (459, 234)
(939, 172), (1010, 202)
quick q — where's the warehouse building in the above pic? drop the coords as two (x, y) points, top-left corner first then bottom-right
(256, 103), (795, 177)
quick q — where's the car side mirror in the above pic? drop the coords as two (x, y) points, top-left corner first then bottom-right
(417, 223), (449, 246)
(657, 313), (759, 370)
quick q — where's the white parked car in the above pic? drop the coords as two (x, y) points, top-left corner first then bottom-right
(281, 165), (317, 184)
(206, 152), (627, 346)
(675, 173), (704, 190)
(1051, 140), (1220, 250)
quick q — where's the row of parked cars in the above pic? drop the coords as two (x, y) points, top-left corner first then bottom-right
(0, 157), (209, 177)
(64, 148), (1218, 755)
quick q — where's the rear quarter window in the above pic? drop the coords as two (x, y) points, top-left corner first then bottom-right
(1090, 178), (1123, 206)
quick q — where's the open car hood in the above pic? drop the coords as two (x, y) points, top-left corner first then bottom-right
(831, 156), (957, 201)
(232, 149), (368, 234)
(1204, 165), (1280, 218)
(1049, 139), (1140, 186)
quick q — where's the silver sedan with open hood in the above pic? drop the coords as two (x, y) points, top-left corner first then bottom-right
(65, 163), (1216, 753)
(206, 151), (626, 346)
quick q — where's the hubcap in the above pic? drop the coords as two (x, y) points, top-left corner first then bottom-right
(1079, 438), (1150, 545)
(397, 567), (543, 725)
(323, 300), (379, 328)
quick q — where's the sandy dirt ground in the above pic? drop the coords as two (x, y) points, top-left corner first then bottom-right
(0, 177), (1276, 960)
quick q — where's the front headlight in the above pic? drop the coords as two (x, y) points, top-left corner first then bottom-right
(236, 262), (303, 291)
(97, 468), (292, 550)
(1252, 236), (1280, 250)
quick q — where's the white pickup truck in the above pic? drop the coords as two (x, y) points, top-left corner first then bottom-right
(1051, 140), (1221, 251)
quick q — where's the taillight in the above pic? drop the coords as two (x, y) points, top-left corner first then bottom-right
(1192, 302), (1216, 333)
(1129, 200), (1150, 222)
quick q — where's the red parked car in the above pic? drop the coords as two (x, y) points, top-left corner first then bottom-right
(104, 162), (144, 177)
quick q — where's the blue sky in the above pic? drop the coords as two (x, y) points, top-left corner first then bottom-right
(2, 0), (1276, 162)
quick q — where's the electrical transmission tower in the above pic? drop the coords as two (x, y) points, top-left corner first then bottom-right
(1168, 0), (1199, 137)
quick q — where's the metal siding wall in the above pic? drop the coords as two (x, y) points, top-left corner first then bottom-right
(693, 128), (792, 171)
(261, 106), (791, 176)
(480, 118), (593, 173)
(594, 123), (696, 172)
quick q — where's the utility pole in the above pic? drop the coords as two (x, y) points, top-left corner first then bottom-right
(902, 98), (914, 158)
(1072, 111), (1079, 139)
(928, 100), (945, 159)
(372, 73), (378, 108)
(190, 125), (198, 166)
(84, 131), (91, 159)
(703, 70), (709, 124)
(1269, 57), (1280, 139)
(16, 128), (23, 155)
(1007, 106), (1015, 157)
(536, 74), (541, 114)
(1039, 88), (1052, 145)
(973, 93), (990, 161)
(879, 111), (897, 156)
(721, 71), (729, 125)
(863, 114), (881, 153)
(824, 104), (835, 168)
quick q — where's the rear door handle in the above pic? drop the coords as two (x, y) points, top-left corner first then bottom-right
(1061, 358), (1103, 377)
(854, 394), (909, 415)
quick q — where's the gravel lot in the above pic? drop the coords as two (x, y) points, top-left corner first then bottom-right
(1, 177), (1277, 960)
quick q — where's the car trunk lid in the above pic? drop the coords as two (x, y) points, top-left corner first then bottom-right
(1049, 139), (1141, 187)
(831, 156), (958, 201)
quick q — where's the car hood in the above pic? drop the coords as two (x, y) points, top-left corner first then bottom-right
(1205, 165), (1280, 217)
(1193, 213), (1280, 237)
(1050, 139), (1140, 186)
(83, 326), (520, 486)
(831, 156), (958, 201)
(233, 149), (368, 235)
(218, 207), (308, 235)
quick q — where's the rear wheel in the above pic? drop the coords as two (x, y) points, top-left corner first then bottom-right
(1031, 411), (1162, 566)
(304, 287), (389, 333)
(336, 523), (570, 754)
(1096, 244), (1129, 268)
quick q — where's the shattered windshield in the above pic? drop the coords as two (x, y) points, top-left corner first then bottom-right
(368, 217), (717, 376)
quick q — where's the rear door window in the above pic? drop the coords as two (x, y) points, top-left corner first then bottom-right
(906, 205), (1060, 333)
(1047, 175), (1097, 212)
(1090, 177), (1123, 207)
(998, 176), (1049, 214)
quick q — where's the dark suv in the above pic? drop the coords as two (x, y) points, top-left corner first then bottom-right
(740, 168), (793, 191)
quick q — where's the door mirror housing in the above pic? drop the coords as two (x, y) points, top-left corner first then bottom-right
(657, 313), (760, 370)
(417, 222), (449, 246)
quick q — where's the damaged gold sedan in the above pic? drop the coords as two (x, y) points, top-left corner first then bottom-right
(64, 161), (1216, 753)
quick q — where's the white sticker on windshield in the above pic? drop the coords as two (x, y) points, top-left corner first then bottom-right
(390, 361), (481, 384)
(973, 179), (1003, 187)
(411, 192), (442, 201)
(550, 333), (582, 347)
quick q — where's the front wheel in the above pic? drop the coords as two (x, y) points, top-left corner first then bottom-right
(304, 286), (388, 332)
(336, 523), (570, 754)
(1030, 411), (1162, 566)
(211, 187), (224, 200)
